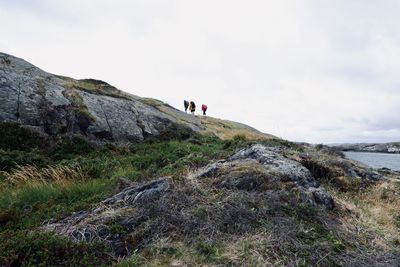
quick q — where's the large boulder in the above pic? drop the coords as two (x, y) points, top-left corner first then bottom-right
(193, 144), (335, 210)
(0, 52), (202, 143)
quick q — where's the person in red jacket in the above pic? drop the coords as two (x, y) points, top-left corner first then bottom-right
(201, 104), (207, 116)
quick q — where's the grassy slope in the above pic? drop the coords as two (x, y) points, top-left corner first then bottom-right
(142, 98), (276, 140)
(0, 122), (399, 266)
(0, 122), (261, 265)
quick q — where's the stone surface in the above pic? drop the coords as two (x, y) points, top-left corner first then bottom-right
(195, 144), (335, 209)
(229, 144), (319, 187)
(0, 52), (274, 143)
(0, 52), (197, 143)
(40, 179), (170, 256)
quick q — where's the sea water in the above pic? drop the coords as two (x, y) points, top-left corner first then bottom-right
(344, 151), (400, 171)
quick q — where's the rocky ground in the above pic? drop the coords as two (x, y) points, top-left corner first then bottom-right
(36, 143), (400, 266)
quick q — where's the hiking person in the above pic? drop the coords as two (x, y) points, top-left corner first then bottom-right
(189, 101), (196, 114)
(201, 104), (208, 116)
(184, 100), (189, 113)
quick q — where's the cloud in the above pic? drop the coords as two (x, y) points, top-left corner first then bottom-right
(1, 0), (399, 143)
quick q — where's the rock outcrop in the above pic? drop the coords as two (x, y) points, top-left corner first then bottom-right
(194, 144), (335, 209)
(41, 179), (170, 256)
(41, 144), (339, 257)
(0, 52), (273, 143)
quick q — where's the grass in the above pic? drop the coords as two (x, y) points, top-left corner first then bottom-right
(0, 120), (268, 266)
(62, 85), (97, 122)
(35, 76), (46, 96)
(0, 122), (257, 265)
(329, 179), (400, 246)
(58, 75), (126, 100)
(0, 178), (113, 230)
(1, 121), (398, 266)
(3, 164), (87, 185)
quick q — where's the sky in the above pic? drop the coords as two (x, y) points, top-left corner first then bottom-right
(1, 0), (400, 143)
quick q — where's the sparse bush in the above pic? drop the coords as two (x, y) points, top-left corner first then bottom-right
(0, 208), (15, 225)
(195, 240), (220, 258)
(155, 124), (194, 141)
(193, 206), (208, 220)
(315, 144), (324, 150)
(395, 215), (400, 230)
(233, 134), (246, 142)
(301, 158), (333, 181)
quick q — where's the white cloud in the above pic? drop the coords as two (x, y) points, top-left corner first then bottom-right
(1, 0), (399, 143)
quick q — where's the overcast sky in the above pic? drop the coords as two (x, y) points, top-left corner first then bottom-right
(1, 0), (400, 143)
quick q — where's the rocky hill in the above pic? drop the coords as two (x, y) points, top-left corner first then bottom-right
(332, 143), (400, 154)
(1, 53), (400, 266)
(0, 52), (273, 143)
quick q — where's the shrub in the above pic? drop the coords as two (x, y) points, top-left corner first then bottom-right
(233, 134), (247, 142)
(195, 240), (220, 259)
(0, 230), (112, 266)
(0, 122), (44, 151)
(0, 208), (15, 225)
(155, 124), (194, 141)
(0, 149), (48, 171)
(49, 136), (94, 160)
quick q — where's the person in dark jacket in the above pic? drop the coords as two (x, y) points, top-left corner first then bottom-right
(201, 104), (207, 116)
(184, 100), (189, 113)
(189, 101), (196, 114)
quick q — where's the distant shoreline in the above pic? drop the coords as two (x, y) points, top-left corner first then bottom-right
(329, 142), (400, 154)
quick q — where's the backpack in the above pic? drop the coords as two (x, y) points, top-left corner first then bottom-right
(202, 104), (207, 111)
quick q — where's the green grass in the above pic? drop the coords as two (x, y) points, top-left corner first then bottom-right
(0, 178), (114, 230)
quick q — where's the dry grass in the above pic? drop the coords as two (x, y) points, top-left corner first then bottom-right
(1, 164), (88, 186)
(143, 100), (275, 141)
(200, 116), (275, 140)
(329, 178), (400, 249)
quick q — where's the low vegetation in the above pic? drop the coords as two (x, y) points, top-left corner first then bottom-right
(0, 122), (399, 266)
(0, 122), (255, 266)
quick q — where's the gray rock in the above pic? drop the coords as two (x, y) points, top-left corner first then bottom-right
(220, 175), (263, 191)
(40, 179), (170, 251)
(230, 144), (318, 187)
(195, 144), (335, 209)
(191, 161), (224, 179)
(102, 179), (169, 206)
(310, 187), (335, 210)
(0, 53), (201, 143)
(1, 52), (272, 143)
